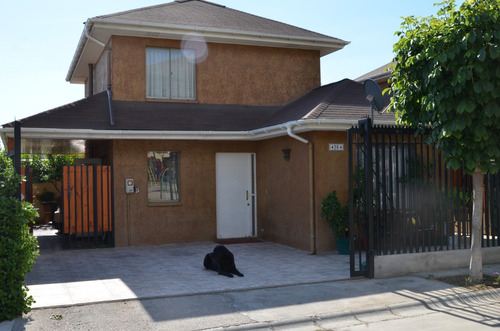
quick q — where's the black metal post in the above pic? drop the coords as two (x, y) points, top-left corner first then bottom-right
(14, 120), (21, 201)
(359, 118), (375, 278)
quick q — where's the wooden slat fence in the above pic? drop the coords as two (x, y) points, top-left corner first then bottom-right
(61, 165), (114, 248)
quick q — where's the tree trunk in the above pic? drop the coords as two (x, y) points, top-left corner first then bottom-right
(469, 167), (483, 283)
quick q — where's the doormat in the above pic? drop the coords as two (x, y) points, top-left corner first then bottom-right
(215, 238), (264, 245)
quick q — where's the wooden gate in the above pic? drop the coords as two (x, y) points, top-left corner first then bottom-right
(61, 165), (114, 248)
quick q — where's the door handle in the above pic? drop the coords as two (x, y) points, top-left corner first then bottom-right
(246, 190), (249, 200)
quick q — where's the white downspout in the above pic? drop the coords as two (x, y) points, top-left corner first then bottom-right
(285, 123), (308, 144)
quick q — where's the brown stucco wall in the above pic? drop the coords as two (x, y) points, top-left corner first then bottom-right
(313, 131), (350, 253)
(256, 135), (312, 250)
(111, 139), (258, 247)
(255, 131), (350, 253)
(110, 36), (320, 105)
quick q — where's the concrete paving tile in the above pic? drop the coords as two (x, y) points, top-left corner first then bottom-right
(25, 241), (354, 308)
(65, 281), (114, 304)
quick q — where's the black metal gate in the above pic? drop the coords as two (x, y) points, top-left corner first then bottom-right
(60, 165), (114, 249)
(347, 119), (500, 278)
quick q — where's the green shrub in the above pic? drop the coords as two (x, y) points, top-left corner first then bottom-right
(0, 151), (39, 321)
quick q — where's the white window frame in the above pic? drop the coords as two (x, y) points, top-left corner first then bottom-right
(146, 48), (196, 100)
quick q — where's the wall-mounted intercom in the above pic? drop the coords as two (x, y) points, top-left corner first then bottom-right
(125, 178), (135, 194)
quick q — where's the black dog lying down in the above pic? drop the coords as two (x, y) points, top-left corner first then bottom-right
(204, 245), (244, 278)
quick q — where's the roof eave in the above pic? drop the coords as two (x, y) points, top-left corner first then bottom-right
(0, 119), (395, 145)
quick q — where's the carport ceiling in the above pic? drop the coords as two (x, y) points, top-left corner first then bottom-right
(19, 138), (85, 155)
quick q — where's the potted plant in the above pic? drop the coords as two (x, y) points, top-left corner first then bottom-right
(321, 190), (350, 254)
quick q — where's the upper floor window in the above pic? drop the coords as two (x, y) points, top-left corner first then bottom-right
(146, 48), (196, 100)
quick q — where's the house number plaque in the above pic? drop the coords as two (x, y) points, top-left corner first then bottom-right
(329, 143), (344, 151)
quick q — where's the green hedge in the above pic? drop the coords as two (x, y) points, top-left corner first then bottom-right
(0, 152), (39, 321)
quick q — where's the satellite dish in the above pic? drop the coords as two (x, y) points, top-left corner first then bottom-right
(363, 79), (384, 121)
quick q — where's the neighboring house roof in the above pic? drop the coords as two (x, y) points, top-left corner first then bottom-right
(68, 0), (349, 83)
(1, 79), (396, 149)
(355, 62), (393, 84)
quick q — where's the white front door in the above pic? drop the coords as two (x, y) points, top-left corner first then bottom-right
(216, 153), (256, 239)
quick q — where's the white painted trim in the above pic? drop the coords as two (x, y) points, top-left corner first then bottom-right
(0, 119), (395, 143)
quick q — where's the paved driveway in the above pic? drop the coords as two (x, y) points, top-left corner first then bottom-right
(26, 234), (350, 308)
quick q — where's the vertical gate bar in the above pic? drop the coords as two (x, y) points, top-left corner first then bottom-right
(109, 165), (115, 247)
(364, 119), (374, 278)
(355, 129), (364, 274)
(419, 134), (425, 251)
(387, 132), (394, 254)
(348, 127), (356, 276)
(428, 141), (437, 252)
(101, 166), (108, 246)
(394, 130), (402, 254)
(77, 166), (84, 244)
(375, 129), (383, 255)
(426, 140), (433, 250)
(457, 167), (464, 248)
(485, 174), (491, 247)
(447, 154), (453, 249)
(104, 165), (109, 245)
(463, 167), (469, 248)
(97, 166), (103, 245)
(494, 174), (499, 246)
(436, 145), (444, 251)
(456, 169), (462, 248)
(101, 166), (107, 246)
(410, 132), (417, 252)
(93, 165), (99, 247)
(377, 131), (391, 254)
(400, 130), (407, 253)
(406, 131), (412, 252)
(83, 166), (89, 242)
(495, 174), (500, 247)
(71, 166), (77, 238)
(88, 166), (95, 245)
(62, 166), (68, 238)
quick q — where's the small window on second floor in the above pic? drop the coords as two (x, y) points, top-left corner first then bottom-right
(146, 48), (196, 100)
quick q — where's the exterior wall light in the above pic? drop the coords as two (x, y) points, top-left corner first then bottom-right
(282, 148), (291, 161)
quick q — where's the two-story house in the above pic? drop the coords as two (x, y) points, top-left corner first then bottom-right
(1, 0), (395, 253)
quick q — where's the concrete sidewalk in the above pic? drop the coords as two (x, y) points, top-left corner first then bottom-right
(3, 237), (500, 330)
(7, 264), (500, 330)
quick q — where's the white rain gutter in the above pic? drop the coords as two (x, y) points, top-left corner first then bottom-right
(90, 18), (349, 55)
(85, 22), (106, 47)
(0, 119), (395, 142)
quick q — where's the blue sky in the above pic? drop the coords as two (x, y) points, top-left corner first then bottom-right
(0, 0), (454, 128)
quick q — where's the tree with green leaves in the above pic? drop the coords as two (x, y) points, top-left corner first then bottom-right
(388, 0), (500, 282)
(25, 154), (81, 193)
(0, 150), (39, 321)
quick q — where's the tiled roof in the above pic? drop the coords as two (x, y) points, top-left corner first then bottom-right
(260, 79), (394, 127)
(96, 0), (345, 45)
(3, 79), (396, 132)
(68, 0), (348, 83)
(5, 92), (280, 131)
(355, 62), (394, 83)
